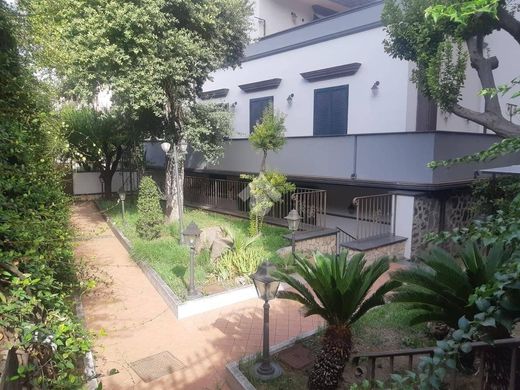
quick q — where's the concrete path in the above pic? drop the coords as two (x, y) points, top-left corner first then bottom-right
(72, 202), (323, 390)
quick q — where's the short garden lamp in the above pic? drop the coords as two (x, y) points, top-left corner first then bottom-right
(250, 262), (283, 380)
(182, 221), (202, 299)
(285, 209), (301, 256)
(118, 187), (126, 222)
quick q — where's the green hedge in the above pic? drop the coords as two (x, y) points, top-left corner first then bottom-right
(0, 4), (90, 388)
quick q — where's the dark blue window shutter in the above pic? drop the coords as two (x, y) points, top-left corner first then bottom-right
(250, 96), (273, 133)
(313, 85), (348, 136)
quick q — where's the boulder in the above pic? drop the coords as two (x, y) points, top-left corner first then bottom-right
(210, 238), (231, 260)
(276, 246), (292, 257)
(196, 226), (224, 253)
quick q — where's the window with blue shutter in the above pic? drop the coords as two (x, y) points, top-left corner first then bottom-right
(313, 85), (349, 136)
(250, 96), (273, 133)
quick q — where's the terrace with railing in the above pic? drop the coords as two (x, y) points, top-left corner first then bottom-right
(184, 176), (327, 231)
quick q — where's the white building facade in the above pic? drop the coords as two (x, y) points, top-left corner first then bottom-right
(176, 0), (520, 258)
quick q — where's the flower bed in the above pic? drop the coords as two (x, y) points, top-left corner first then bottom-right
(97, 198), (291, 301)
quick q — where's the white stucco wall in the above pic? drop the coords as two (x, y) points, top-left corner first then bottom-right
(393, 195), (415, 258)
(73, 172), (138, 195)
(204, 27), (412, 137)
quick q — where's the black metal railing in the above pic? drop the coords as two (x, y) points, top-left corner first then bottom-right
(183, 176), (327, 230)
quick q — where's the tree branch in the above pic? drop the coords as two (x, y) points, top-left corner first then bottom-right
(466, 35), (501, 115)
(452, 104), (520, 138)
(497, 5), (520, 46)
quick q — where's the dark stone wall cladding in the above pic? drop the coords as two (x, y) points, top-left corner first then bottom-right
(411, 191), (474, 257)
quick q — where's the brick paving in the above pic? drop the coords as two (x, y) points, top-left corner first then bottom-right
(72, 202), (323, 389)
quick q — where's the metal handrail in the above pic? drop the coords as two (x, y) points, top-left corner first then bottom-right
(351, 337), (520, 389)
(336, 226), (356, 241)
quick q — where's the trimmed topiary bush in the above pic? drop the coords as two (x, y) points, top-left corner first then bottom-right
(136, 177), (163, 239)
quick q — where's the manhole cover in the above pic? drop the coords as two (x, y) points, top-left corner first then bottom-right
(130, 351), (185, 383)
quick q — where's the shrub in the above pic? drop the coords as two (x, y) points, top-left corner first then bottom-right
(1, 5), (90, 387)
(136, 176), (164, 239)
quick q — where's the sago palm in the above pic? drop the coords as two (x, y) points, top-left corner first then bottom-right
(276, 252), (400, 390)
(391, 242), (513, 329)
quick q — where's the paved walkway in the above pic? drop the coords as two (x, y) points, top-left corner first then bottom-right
(72, 202), (323, 390)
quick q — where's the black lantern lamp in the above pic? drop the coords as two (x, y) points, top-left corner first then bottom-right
(182, 221), (202, 299)
(285, 209), (301, 256)
(250, 262), (283, 380)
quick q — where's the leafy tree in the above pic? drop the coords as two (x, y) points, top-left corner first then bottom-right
(276, 253), (400, 390)
(249, 105), (286, 172)
(23, 0), (253, 220)
(241, 171), (295, 236)
(383, 0), (520, 138)
(391, 242), (514, 329)
(136, 177), (164, 240)
(62, 105), (157, 198)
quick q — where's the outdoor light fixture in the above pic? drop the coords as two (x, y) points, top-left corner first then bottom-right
(507, 103), (518, 122)
(250, 262), (283, 380)
(182, 221), (202, 299)
(231, 102), (238, 108)
(371, 81), (380, 90)
(118, 187), (126, 222)
(285, 209), (301, 256)
(161, 140), (185, 243)
(287, 93), (294, 103)
(160, 141), (171, 154)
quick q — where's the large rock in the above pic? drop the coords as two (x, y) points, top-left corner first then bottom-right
(276, 246), (292, 257)
(210, 238), (231, 261)
(196, 226), (224, 253)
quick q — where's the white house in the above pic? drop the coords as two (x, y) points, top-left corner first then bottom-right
(154, 0), (520, 258)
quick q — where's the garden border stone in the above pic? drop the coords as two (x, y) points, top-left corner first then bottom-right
(94, 201), (272, 319)
(75, 298), (99, 390)
(225, 328), (321, 390)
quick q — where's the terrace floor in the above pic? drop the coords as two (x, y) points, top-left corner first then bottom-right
(72, 201), (400, 389)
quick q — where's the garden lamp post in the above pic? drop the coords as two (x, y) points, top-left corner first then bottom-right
(118, 187), (126, 222)
(285, 209), (301, 256)
(250, 262), (283, 381)
(182, 221), (202, 299)
(161, 140), (187, 244)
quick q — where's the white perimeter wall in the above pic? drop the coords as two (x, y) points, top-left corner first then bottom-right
(204, 27), (412, 137)
(73, 172), (138, 195)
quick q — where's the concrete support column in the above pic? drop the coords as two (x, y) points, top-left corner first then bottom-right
(392, 195), (415, 259)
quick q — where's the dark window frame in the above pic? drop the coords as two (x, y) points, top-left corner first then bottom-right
(313, 85), (349, 136)
(249, 96), (273, 133)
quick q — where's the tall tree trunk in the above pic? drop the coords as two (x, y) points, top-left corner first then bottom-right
(100, 170), (114, 199)
(164, 146), (184, 223)
(308, 325), (352, 390)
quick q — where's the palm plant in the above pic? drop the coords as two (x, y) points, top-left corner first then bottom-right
(276, 252), (400, 390)
(391, 242), (513, 329)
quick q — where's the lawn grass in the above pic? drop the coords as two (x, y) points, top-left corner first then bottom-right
(97, 197), (291, 300)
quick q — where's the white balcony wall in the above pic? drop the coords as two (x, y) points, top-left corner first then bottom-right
(204, 26), (412, 137)
(250, 0), (347, 37)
